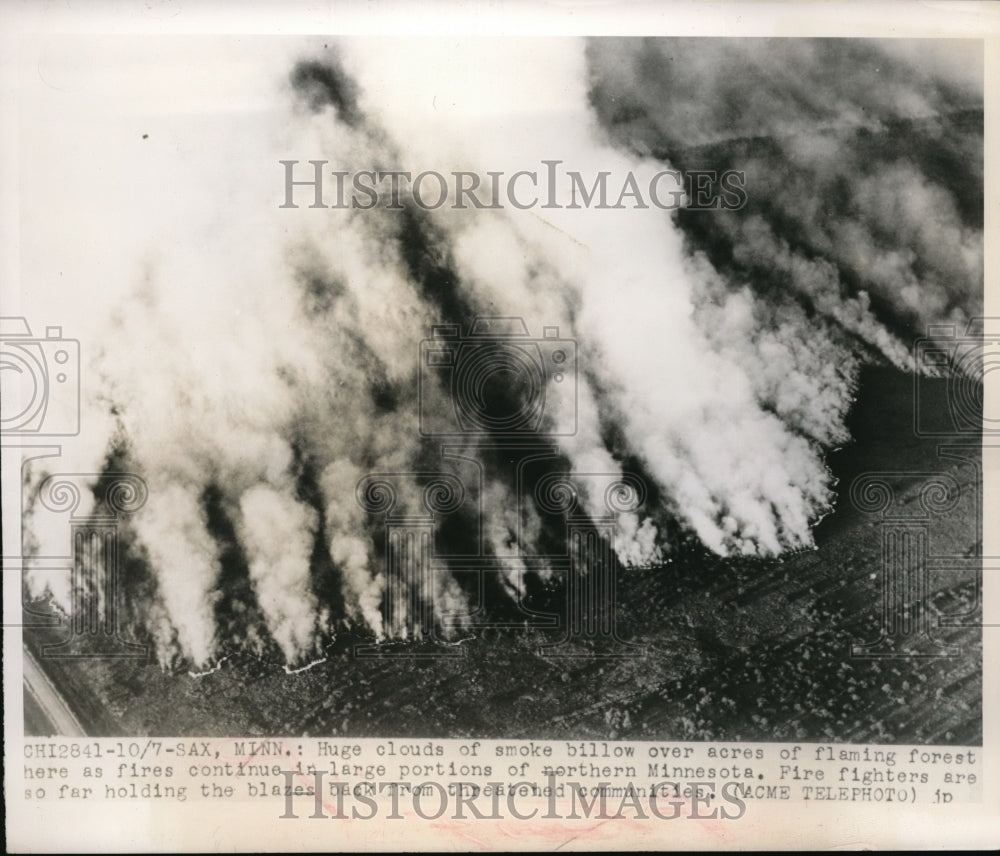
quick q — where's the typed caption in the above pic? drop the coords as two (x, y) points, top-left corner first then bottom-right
(20, 738), (981, 820)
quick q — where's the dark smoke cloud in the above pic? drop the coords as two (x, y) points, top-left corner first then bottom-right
(586, 37), (983, 358)
(291, 58), (365, 127)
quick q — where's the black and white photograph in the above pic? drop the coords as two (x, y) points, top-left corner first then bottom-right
(3, 2), (997, 851)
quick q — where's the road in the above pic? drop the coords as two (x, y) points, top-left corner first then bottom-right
(22, 644), (87, 737)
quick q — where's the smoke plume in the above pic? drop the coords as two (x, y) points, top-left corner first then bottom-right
(20, 37), (982, 666)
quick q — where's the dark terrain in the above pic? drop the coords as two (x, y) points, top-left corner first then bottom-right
(24, 366), (982, 743)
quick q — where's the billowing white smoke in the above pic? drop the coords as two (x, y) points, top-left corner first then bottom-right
(19, 36), (982, 666)
(340, 39), (844, 556)
(239, 485), (321, 662)
(93, 215), (333, 665)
